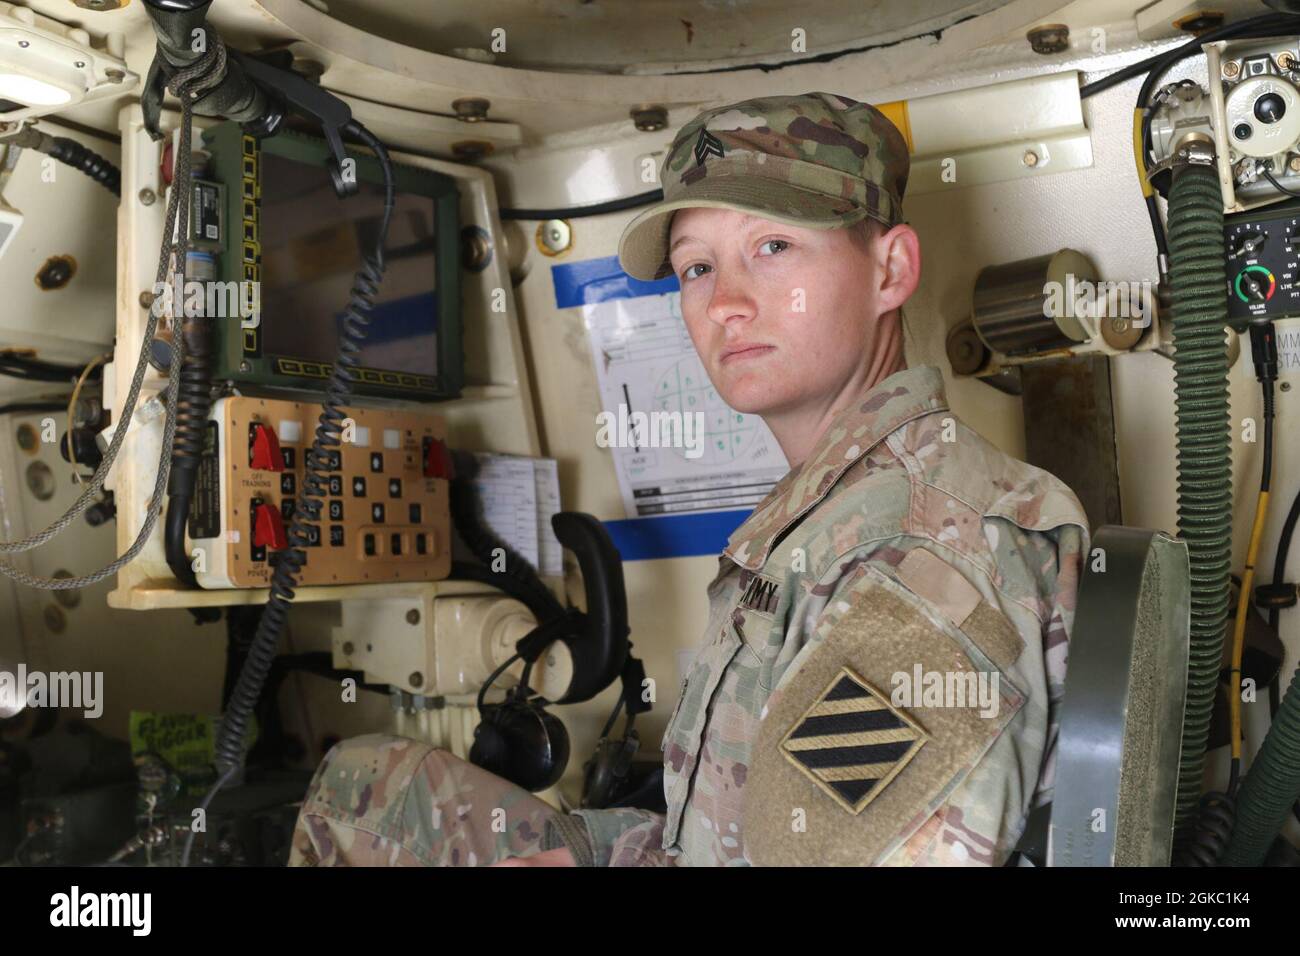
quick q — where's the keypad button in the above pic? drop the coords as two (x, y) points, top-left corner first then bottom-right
(280, 473), (296, 496)
(388, 478), (402, 498)
(352, 477), (366, 497)
(370, 452), (384, 473)
(391, 533), (402, 556)
(371, 502), (385, 523)
(328, 476), (344, 497)
(328, 500), (344, 521)
(408, 503), (422, 524)
(363, 533), (376, 557)
(329, 525), (344, 547)
(281, 447), (296, 469)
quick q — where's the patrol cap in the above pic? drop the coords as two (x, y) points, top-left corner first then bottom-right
(618, 91), (910, 281)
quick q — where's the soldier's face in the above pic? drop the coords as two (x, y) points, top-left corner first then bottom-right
(667, 206), (903, 416)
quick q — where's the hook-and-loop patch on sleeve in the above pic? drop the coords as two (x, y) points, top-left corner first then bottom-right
(743, 565), (1026, 865)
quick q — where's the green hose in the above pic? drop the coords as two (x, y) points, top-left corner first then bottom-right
(1165, 163), (1234, 839)
(1227, 665), (1300, 864)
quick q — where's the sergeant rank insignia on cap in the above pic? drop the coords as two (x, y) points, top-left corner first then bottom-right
(693, 128), (725, 166)
(780, 667), (928, 814)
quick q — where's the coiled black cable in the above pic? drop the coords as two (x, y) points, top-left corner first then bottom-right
(1176, 790), (1237, 866)
(180, 119), (394, 866)
(44, 136), (121, 198)
(165, 313), (215, 587)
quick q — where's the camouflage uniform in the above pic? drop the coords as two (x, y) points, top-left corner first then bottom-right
(289, 92), (1090, 867)
(290, 736), (558, 866)
(547, 365), (1089, 866)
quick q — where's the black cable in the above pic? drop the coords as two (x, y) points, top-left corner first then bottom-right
(1080, 12), (1300, 100)
(0, 355), (100, 383)
(164, 310), (216, 587)
(43, 136), (121, 198)
(449, 468), (565, 621)
(181, 119), (395, 866)
(1262, 166), (1300, 198)
(498, 189), (664, 221)
(476, 651), (525, 713)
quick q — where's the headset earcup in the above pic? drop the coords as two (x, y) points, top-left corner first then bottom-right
(469, 712), (509, 777)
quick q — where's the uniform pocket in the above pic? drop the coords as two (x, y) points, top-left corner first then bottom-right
(661, 624), (743, 848)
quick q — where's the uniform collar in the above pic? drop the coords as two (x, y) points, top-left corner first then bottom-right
(724, 364), (949, 571)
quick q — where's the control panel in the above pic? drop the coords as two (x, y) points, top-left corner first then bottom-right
(1225, 200), (1300, 323)
(189, 396), (452, 589)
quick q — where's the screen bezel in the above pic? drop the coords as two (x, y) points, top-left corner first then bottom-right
(203, 122), (464, 402)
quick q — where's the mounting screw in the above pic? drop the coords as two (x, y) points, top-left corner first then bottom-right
(1223, 60), (1241, 79)
(1175, 11), (1225, 34)
(1022, 149), (1040, 167)
(406, 609), (420, 625)
(537, 219), (572, 256)
(342, 641), (354, 655)
(138, 188), (156, 206)
(1283, 381), (1293, 392)
(409, 671), (423, 688)
(139, 290), (155, 309)
(452, 98), (490, 122)
(35, 255), (76, 291)
(1027, 24), (1069, 55)
(74, 61), (85, 69)
(18, 40), (29, 49)
(631, 105), (668, 132)
(239, 360), (251, 372)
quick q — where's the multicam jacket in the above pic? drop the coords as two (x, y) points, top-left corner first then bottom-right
(548, 363), (1089, 866)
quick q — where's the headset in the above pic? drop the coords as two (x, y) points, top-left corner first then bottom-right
(468, 512), (652, 796)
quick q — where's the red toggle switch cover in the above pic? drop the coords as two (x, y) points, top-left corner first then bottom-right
(424, 437), (453, 479)
(253, 503), (288, 550)
(250, 424), (285, 472)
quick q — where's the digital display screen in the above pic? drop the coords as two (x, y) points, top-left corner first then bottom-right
(259, 150), (439, 380)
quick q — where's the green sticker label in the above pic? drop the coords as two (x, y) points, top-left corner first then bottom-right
(129, 711), (258, 795)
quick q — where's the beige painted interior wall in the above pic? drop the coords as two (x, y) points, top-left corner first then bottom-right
(0, 5), (1294, 842)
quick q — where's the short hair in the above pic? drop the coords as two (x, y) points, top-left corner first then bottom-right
(848, 217), (886, 249)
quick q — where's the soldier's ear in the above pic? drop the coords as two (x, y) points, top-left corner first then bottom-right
(874, 223), (920, 314)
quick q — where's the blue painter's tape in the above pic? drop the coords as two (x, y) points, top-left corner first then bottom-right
(604, 509), (752, 561)
(551, 255), (679, 309)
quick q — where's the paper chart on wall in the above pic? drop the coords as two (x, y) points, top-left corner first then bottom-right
(583, 291), (789, 521)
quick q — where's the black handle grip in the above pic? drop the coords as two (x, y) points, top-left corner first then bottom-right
(550, 512), (629, 704)
(144, 0), (214, 68)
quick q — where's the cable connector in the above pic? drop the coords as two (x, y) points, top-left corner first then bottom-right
(1255, 581), (1297, 610)
(1249, 320), (1279, 384)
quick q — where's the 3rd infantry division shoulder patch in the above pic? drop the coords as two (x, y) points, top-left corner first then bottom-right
(779, 667), (929, 814)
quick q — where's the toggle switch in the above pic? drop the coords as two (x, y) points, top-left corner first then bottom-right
(252, 501), (289, 550)
(250, 423), (285, 472)
(423, 436), (452, 479)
